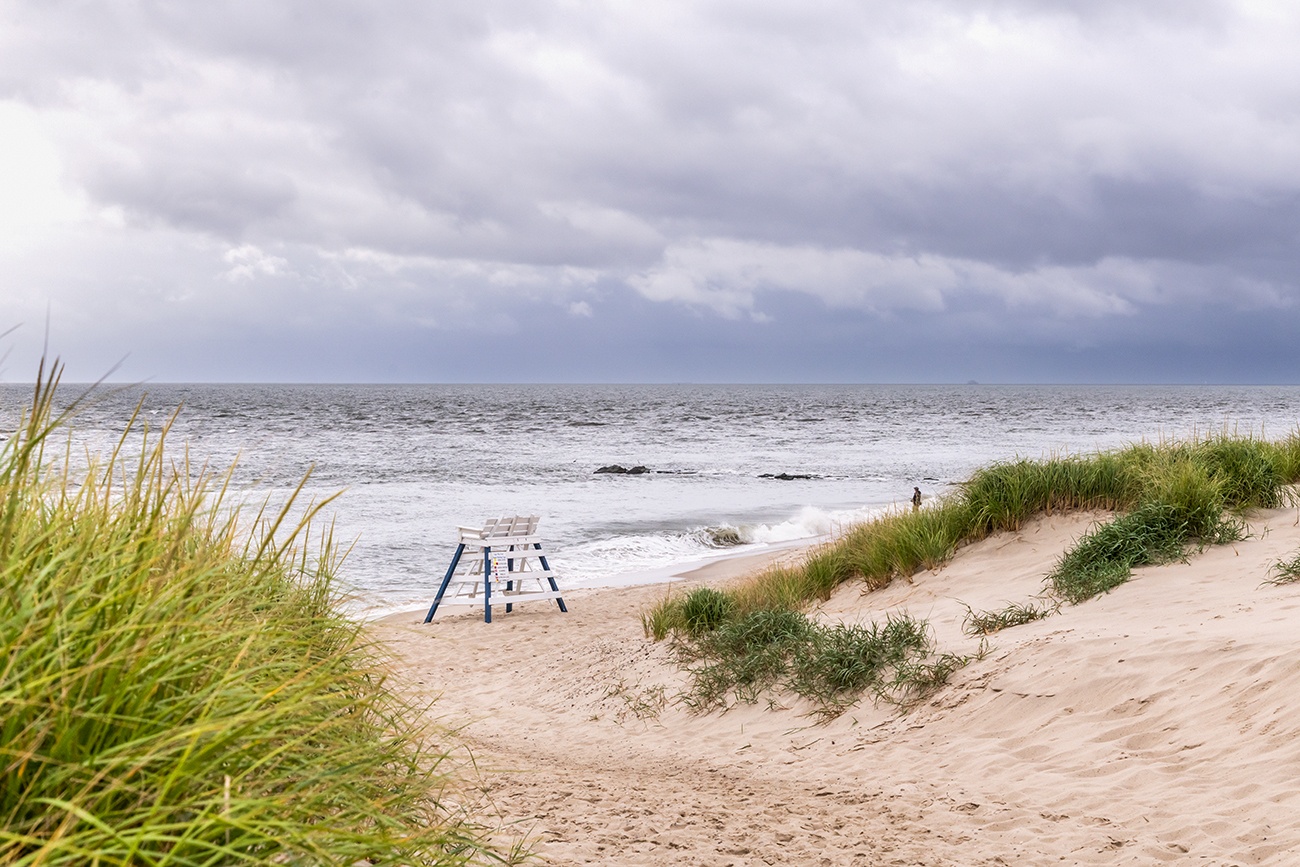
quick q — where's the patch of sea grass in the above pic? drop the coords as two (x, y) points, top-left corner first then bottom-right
(675, 609), (967, 719)
(962, 599), (1058, 636)
(962, 452), (1135, 534)
(1266, 551), (1300, 585)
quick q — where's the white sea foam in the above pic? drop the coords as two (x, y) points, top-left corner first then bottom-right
(745, 503), (890, 544)
(556, 504), (901, 586)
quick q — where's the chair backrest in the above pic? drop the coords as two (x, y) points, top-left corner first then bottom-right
(482, 515), (539, 538)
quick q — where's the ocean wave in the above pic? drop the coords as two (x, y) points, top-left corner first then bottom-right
(691, 525), (747, 547)
(555, 503), (891, 586)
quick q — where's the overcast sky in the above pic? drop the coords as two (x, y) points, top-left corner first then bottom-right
(2, 1), (1299, 383)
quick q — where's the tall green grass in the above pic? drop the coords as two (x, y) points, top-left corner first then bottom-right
(962, 451), (1134, 533)
(1, 363), (498, 866)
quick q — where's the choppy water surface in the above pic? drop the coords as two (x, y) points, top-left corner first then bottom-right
(3, 383), (1298, 614)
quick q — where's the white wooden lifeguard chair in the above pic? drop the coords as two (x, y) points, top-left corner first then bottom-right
(423, 515), (569, 623)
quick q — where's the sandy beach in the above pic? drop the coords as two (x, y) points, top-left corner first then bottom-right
(374, 506), (1300, 865)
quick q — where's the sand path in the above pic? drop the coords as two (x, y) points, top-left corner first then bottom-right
(375, 507), (1300, 865)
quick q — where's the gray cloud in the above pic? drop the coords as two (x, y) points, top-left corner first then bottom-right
(2, 0), (1299, 382)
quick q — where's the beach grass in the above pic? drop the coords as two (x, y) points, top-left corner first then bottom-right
(1, 362), (498, 866)
(648, 431), (1300, 714)
(1266, 550), (1300, 585)
(674, 608), (961, 718)
(962, 599), (1057, 636)
(677, 609), (814, 710)
(679, 586), (735, 635)
(1047, 499), (1242, 603)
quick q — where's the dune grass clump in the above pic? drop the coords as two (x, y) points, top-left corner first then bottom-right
(676, 609), (961, 718)
(0, 365), (496, 866)
(788, 615), (971, 717)
(1191, 435), (1290, 509)
(1047, 502), (1207, 602)
(1047, 443), (1254, 603)
(679, 586), (735, 636)
(1267, 552), (1300, 585)
(962, 600), (1057, 637)
(961, 452), (1135, 534)
(678, 609), (814, 710)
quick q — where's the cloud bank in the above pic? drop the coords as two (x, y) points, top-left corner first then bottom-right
(2, 1), (1298, 381)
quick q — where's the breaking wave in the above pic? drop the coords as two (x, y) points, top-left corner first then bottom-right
(556, 503), (891, 587)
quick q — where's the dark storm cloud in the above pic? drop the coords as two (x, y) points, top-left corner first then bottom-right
(2, 0), (1299, 381)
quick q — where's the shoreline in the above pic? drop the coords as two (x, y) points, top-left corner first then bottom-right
(366, 534), (824, 622)
(374, 504), (1300, 865)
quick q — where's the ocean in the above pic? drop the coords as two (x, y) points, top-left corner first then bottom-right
(4, 383), (1298, 615)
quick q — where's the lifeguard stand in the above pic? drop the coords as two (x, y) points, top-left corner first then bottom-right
(424, 515), (569, 623)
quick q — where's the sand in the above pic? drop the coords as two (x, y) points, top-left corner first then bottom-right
(373, 507), (1300, 865)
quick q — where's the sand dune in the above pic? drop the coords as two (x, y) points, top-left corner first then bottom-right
(374, 506), (1300, 865)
